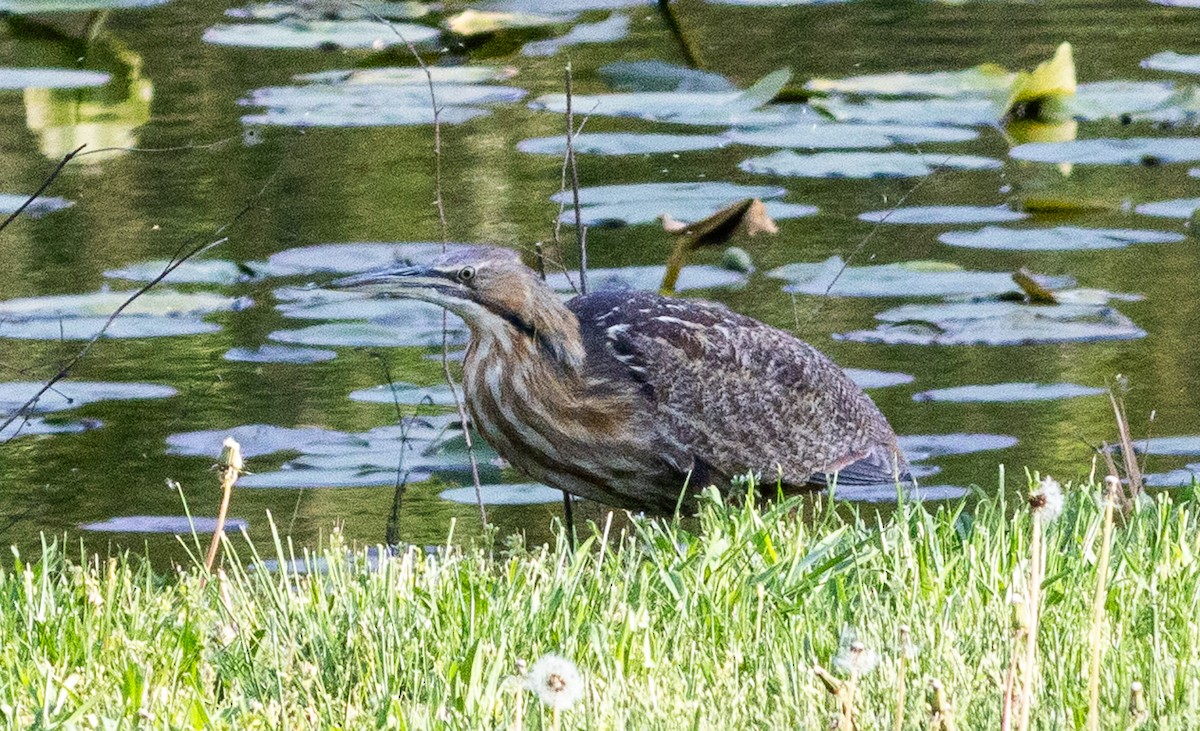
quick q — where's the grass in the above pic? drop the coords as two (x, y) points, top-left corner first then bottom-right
(1, 476), (1199, 729)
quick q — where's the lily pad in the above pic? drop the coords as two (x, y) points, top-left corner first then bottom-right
(939, 226), (1187, 251)
(545, 265), (746, 292)
(836, 301), (1145, 346)
(166, 425), (364, 458)
(297, 66), (516, 85)
(517, 133), (728, 156)
(598, 60), (734, 93)
(266, 242), (456, 276)
(226, 1), (427, 20)
(1010, 137), (1200, 165)
(1144, 467), (1200, 488)
(484, 0), (651, 10)
(223, 345), (338, 363)
(269, 322), (468, 348)
(104, 259), (261, 285)
(0, 317), (221, 340)
(897, 433), (1019, 461)
(858, 205), (1027, 225)
(805, 65), (1013, 98)
(275, 294), (458, 327)
(0, 417), (100, 440)
(0, 0), (169, 9)
(816, 97), (997, 126)
(0, 289), (249, 320)
(844, 368), (915, 389)
(726, 122), (978, 149)
(549, 182), (815, 226)
(80, 516), (248, 534)
(1134, 436), (1200, 456)
(912, 382), (1106, 403)
(203, 20), (439, 49)
(0, 381), (176, 414)
(767, 256), (1072, 298)
(1073, 81), (1180, 121)
(1142, 51), (1200, 75)
(238, 468), (432, 488)
(348, 382), (461, 406)
(439, 483), (564, 505)
(1134, 198), (1200, 219)
(833, 484), (969, 503)
(522, 14), (629, 56)
(0, 68), (111, 90)
(443, 9), (565, 35)
(0, 193), (74, 217)
(739, 150), (1001, 179)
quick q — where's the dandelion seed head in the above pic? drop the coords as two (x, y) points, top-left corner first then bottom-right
(525, 654), (583, 710)
(1029, 476), (1064, 521)
(833, 637), (879, 677)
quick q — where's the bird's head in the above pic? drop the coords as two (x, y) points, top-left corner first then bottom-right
(332, 245), (584, 366)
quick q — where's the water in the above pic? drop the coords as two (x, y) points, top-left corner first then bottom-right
(1, 0), (1198, 559)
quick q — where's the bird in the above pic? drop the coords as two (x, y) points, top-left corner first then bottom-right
(334, 245), (908, 513)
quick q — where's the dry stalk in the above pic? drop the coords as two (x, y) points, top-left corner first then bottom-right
(0, 144), (85, 236)
(813, 664), (855, 731)
(564, 63), (588, 296)
(927, 679), (956, 731)
(894, 625), (910, 731)
(1016, 512), (1047, 731)
(1000, 594), (1028, 731)
(1108, 385), (1143, 499)
(1128, 681), (1147, 727)
(204, 437), (244, 573)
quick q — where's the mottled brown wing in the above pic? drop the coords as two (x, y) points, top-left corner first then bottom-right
(573, 290), (905, 487)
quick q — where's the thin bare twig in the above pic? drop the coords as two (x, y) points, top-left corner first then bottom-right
(0, 144), (85, 237)
(565, 63), (588, 296)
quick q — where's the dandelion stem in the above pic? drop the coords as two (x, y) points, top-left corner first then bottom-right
(1085, 481), (1118, 731)
(1017, 512), (1046, 731)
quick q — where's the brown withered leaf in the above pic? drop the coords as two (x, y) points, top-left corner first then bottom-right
(659, 199), (778, 294)
(1012, 268), (1058, 304)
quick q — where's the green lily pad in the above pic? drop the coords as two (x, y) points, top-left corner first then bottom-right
(226, 1), (427, 20)
(203, 20), (440, 49)
(440, 483), (564, 505)
(296, 66), (516, 85)
(550, 181), (815, 226)
(0, 381), (176, 414)
(1010, 137), (1200, 165)
(0, 289), (248, 320)
(0, 0), (168, 9)
(269, 322), (468, 348)
(912, 382), (1106, 403)
(0, 68), (111, 90)
(939, 226), (1187, 250)
(0, 193), (73, 217)
(518, 133), (728, 156)
(1135, 436), (1200, 456)
(739, 150), (1000, 178)
(238, 468), (432, 488)
(267, 242), (458, 275)
(844, 369), (915, 389)
(166, 424), (364, 458)
(726, 122), (978, 148)
(1145, 467), (1200, 488)
(598, 60), (734, 93)
(104, 259), (260, 285)
(834, 484), (969, 503)
(768, 256), (1070, 298)
(1, 417), (100, 441)
(81, 516), (249, 533)
(858, 205), (1027, 225)
(1135, 198), (1200, 219)
(805, 65), (1014, 98)
(836, 301), (1145, 346)
(546, 265), (747, 292)
(1142, 51), (1200, 75)
(522, 14), (629, 57)
(816, 97), (996, 126)
(349, 382), (462, 406)
(241, 81), (523, 128)
(223, 345), (337, 363)
(897, 433), (1018, 461)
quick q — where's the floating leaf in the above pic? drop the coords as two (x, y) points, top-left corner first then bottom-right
(81, 516), (248, 534)
(938, 226), (1186, 251)
(1135, 198), (1200, 219)
(545, 265), (747, 292)
(444, 9), (564, 35)
(598, 60), (734, 93)
(858, 205), (1027, 225)
(1012, 268), (1058, 304)
(912, 382), (1106, 403)
(550, 182), (815, 226)
(348, 383), (462, 407)
(269, 322), (468, 348)
(833, 484), (969, 503)
(0, 0), (168, 9)
(661, 198), (777, 293)
(0, 68), (111, 90)
(1145, 51), (1200, 75)
(440, 483), (564, 505)
(1134, 436), (1200, 456)
(0, 317), (222, 340)
(0, 193), (74, 217)
(739, 150), (1001, 178)
(238, 468), (433, 488)
(223, 345), (338, 364)
(1144, 467), (1200, 488)
(1004, 42), (1076, 120)
(767, 256), (1071, 298)
(203, 20), (439, 49)
(0, 381), (176, 414)
(0, 417), (100, 440)
(522, 14), (629, 56)
(166, 425), (364, 458)
(726, 122), (978, 149)
(836, 301), (1144, 346)
(517, 132), (727, 156)
(1010, 138), (1200, 165)
(0, 289), (249, 320)
(897, 433), (1019, 461)
(226, 1), (427, 20)
(816, 97), (996, 126)
(844, 369), (915, 389)
(805, 64), (1013, 98)
(297, 66), (516, 86)
(266, 242), (460, 276)
(484, 0), (653, 9)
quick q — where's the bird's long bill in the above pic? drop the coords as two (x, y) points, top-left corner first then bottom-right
(330, 265), (431, 293)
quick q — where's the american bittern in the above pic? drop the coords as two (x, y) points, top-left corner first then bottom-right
(335, 246), (908, 512)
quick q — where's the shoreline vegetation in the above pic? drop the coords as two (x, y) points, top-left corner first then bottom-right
(3, 475), (1199, 728)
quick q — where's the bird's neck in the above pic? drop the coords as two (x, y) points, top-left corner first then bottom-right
(469, 287), (585, 373)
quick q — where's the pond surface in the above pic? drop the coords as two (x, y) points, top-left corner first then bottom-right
(2, 0), (1199, 559)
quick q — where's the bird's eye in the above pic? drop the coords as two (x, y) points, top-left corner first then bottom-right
(457, 266), (476, 282)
